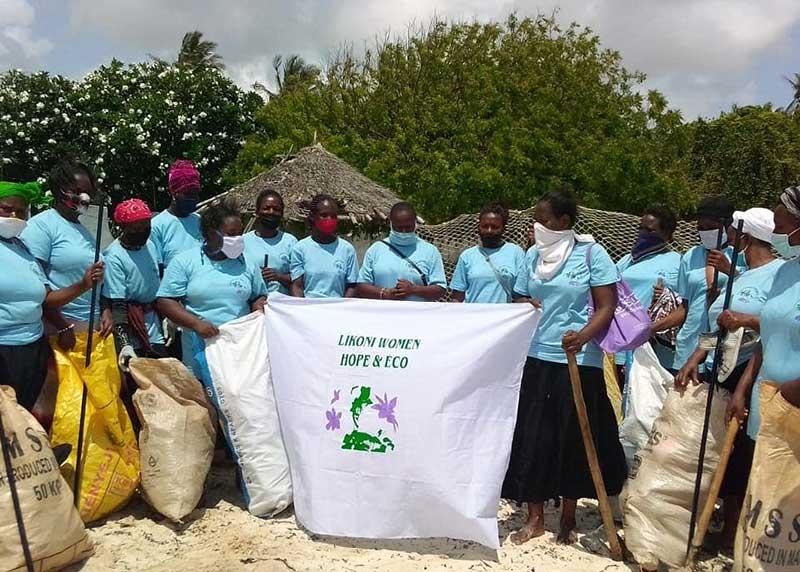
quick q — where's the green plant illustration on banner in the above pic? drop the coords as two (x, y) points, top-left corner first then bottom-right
(330, 386), (397, 454)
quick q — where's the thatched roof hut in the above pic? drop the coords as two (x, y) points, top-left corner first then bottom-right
(201, 144), (409, 227)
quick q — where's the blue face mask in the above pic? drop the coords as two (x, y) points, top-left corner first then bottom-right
(174, 196), (199, 216)
(389, 227), (417, 247)
(772, 228), (800, 259)
(631, 229), (667, 260)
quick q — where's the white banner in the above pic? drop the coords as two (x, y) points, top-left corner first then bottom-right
(266, 295), (539, 548)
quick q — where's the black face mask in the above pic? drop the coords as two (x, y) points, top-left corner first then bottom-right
(480, 235), (503, 249)
(123, 230), (151, 249)
(259, 214), (281, 231)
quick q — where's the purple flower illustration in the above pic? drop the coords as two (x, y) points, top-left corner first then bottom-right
(372, 393), (398, 431)
(325, 408), (342, 431)
(330, 389), (340, 404)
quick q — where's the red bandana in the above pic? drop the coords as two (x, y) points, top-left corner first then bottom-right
(114, 198), (152, 224)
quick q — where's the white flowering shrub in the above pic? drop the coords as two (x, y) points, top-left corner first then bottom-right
(0, 60), (260, 210)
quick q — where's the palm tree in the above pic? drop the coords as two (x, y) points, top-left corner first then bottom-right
(784, 73), (800, 114)
(177, 31), (224, 71)
(271, 54), (320, 96)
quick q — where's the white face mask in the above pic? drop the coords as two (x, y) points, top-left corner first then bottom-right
(533, 222), (573, 248)
(75, 192), (91, 216)
(220, 234), (245, 259)
(0, 216), (27, 239)
(533, 222), (577, 280)
(772, 228), (800, 259)
(699, 229), (726, 250)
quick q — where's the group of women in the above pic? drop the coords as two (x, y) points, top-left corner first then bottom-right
(1, 156), (799, 552)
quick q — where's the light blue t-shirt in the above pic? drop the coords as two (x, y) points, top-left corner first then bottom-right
(450, 242), (526, 303)
(706, 259), (783, 371)
(747, 259), (800, 438)
(673, 245), (745, 371)
(358, 238), (447, 302)
(149, 209), (203, 268)
(243, 230), (298, 295)
(514, 241), (618, 368)
(0, 239), (50, 345)
(616, 250), (681, 367)
(617, 251), (681, 308)
(157, 248), (268, 374)
(103, 239), (165, 347)
(290, 237), (359, 298)
(20, 208), (99, 323)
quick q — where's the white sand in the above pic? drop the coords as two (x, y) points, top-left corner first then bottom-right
(60, 466), (732, 572)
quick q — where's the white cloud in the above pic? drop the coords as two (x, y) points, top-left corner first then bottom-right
(51, 1), (800, 117)
(0, 0), (33, 25)
(3, 26), (52, 59)
(0, 0), (53, 68)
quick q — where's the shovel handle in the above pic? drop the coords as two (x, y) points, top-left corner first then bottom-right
(686, 418), (740, 566)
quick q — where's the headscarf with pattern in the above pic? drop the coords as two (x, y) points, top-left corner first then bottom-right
(167, 160), (201, 196)
(113, 198), (152, 224)
(780, 186), (800, 219)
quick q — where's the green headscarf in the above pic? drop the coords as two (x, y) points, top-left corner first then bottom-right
(0, 181), (52, 207)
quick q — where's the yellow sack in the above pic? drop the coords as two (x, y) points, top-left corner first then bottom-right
(734, 382), (800, 572)
(604, 353), (623, 423)
(50, 333), (139, 523)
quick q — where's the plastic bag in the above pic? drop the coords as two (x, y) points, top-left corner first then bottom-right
(50, 333), (139, 523)
(130, 357), (216, 521)
(618, 344), (673, 467)
(622, 384), (730, 569)
(734, 382), (800, 572)
(195, 312), (292, 517)
(1, 386), (94, 572)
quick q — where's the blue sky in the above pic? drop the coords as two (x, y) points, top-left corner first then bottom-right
(2, 0), (799, 119)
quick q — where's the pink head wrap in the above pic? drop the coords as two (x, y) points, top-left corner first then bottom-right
(168, 160), (201, 196)
(114, 198), (152, 225)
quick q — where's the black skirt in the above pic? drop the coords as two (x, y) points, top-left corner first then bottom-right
(502, 357), (628, 503)
(0, 336), (51, 410)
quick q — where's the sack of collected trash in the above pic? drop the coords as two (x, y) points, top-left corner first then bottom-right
(130, 357), (216, 522)
(50, 333), (140, 522)
(1, 386), (94, 572)
(618, 344), (673, 467)
(734, 382), (800, 572)
(622, 384), (730, 569)
(195, 312), (292, 517)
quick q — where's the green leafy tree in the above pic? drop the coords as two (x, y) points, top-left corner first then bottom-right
(225, 15), (687, 221)
(0, 61), (259, 210)
(0, 70), (82, 181)
(684, 105), (800, 208)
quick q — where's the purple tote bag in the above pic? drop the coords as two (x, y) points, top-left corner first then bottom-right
(585, 244), (652, 353)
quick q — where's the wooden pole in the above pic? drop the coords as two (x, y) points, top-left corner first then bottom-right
(567, 352), (623, 561)
(685, 418), (740, 566)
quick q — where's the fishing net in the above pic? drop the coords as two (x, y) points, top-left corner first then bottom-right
(418, 206), (698, 282)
